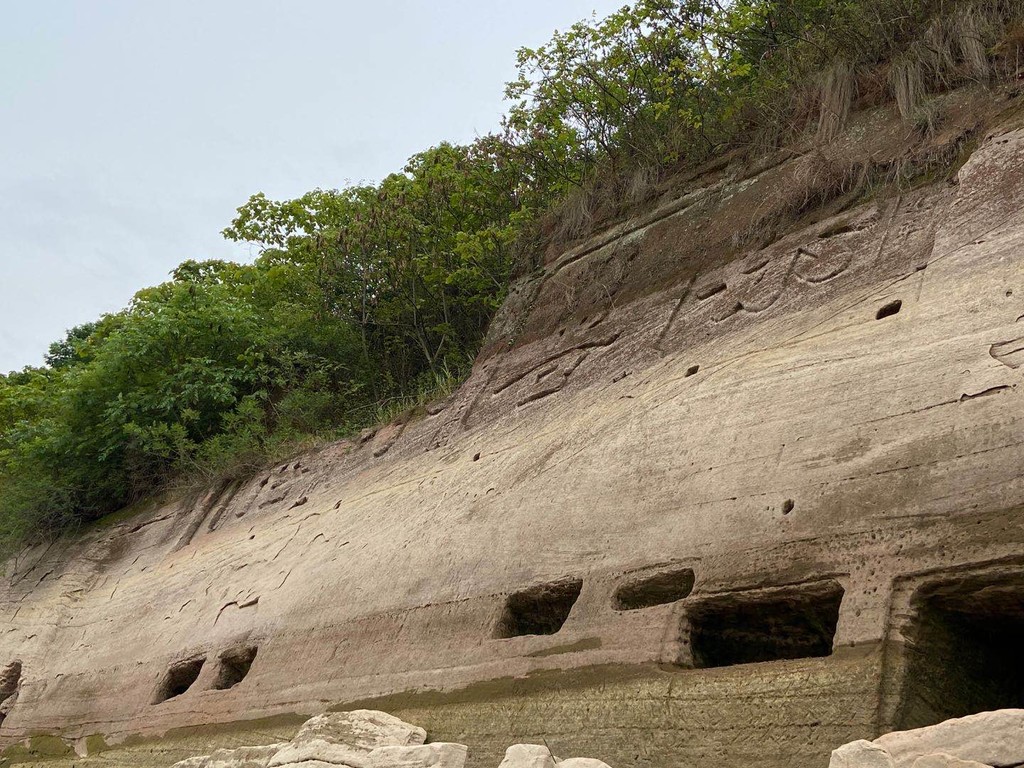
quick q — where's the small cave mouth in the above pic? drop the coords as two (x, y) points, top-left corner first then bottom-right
(876, 299), (903, 320)
(614, 567), (695, 611)
(152, 657), (205, 704)
(897, 575), (1024, 731)
(494, 578), (583, 638)
(0, 660), (23, 728)
(213, 646), (258, 690)
(688, 580), (844, 668)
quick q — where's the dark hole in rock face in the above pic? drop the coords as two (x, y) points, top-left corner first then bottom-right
(614, 568), (695, 611)
(153, 657), (205, 704)
(898, 575), (1024, 730)
(877, 299), (903, 320)
(213, 646), (257, 690)
(494, 578), (583, 638)
(0, 660), (23, 728)
(689, 580), (844, 668)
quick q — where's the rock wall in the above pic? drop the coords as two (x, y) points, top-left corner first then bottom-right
(3, 87), (1024, 768)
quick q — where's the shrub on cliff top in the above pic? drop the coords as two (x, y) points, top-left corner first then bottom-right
(2, 0), (1023, 554)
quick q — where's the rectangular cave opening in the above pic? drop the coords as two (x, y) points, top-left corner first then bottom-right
(494, 578), (583, 638)
(152, 656), (205, 704)
(898, 575), (1024, 730)
(613, 567), (695, 611)
(213, 645), (258, 690)
(689, 580), (844, 668)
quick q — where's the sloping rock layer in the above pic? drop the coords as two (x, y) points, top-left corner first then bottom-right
(4, 88), (1024, 768)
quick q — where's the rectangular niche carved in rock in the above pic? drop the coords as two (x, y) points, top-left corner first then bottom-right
(614, 567), (695, 611)
(494, 578), (583, 638)
(898, 574), (1024, 730)
(212, 645), (258, 690)
(152, 656), (205, 704)
(688, 580), (844, 668)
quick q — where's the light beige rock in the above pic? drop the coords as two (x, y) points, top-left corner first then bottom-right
(557, 759), (613, 768)
(206, 743), (287, 768)
(293, 710), (427, 751)
(172, 758), (211, 768)
(875, 710), (1024, 768)
(830, 740), (896, 768)
(911, 753), (993, 768)
(497, 745), (557, 768)
(368, 742), (468, 768)
(269, 739), (373, 768)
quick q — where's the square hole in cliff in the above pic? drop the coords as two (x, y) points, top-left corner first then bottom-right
(494, 578), (583, 638)
(212, 645), (258, 690)
(152, 657), (205, 704)
(614, 567), (695, 611)
(898, 575), (1024, 730)
(688, 580), (844, 668)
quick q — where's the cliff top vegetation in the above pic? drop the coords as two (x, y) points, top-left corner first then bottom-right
(2, 0), (1022, 553)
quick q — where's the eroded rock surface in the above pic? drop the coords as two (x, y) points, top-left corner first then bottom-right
(4, 88), (1024, 768)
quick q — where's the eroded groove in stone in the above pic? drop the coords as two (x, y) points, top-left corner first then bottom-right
(613, 568), (695, 611)
(689, 580), (844, 668)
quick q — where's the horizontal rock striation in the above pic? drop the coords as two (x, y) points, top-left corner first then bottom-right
(4, 88), (1024, 767)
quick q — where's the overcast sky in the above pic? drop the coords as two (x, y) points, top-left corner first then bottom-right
(0, 1), (622, 373)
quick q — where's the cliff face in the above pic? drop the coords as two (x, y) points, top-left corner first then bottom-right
(4, 87), (1024, 768)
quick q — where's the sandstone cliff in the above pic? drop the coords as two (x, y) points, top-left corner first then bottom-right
(3, 85), (1024, 767)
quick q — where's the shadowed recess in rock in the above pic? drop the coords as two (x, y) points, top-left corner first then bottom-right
(613, 568), (695, 611)
(876, 299), (903, 320)
(212, 646), (258, 691)
(153, 657), (206, 704)
(689, 580), (844, 668)
(0, 660), (22, 728)
(494, 579), (583, 638)
(898, 574), (1024, 731)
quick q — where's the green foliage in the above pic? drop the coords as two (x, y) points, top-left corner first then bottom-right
(0, 140), (529, 551)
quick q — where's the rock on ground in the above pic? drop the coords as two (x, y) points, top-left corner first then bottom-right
(171, 711), (612, 768)
(875, 710), (1024, 768)
(497, 745), (558, 768)
(830, 740), (896, 768)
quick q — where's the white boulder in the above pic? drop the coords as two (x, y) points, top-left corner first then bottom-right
(830, 740), (896, 768)
(497, 744), (557, 768)
(875, 710), (1024, 768)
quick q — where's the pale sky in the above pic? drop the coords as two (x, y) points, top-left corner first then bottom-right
(0, 1), (621, 372)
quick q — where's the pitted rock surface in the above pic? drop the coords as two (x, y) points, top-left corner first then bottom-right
(4, 87), (1024, 768)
